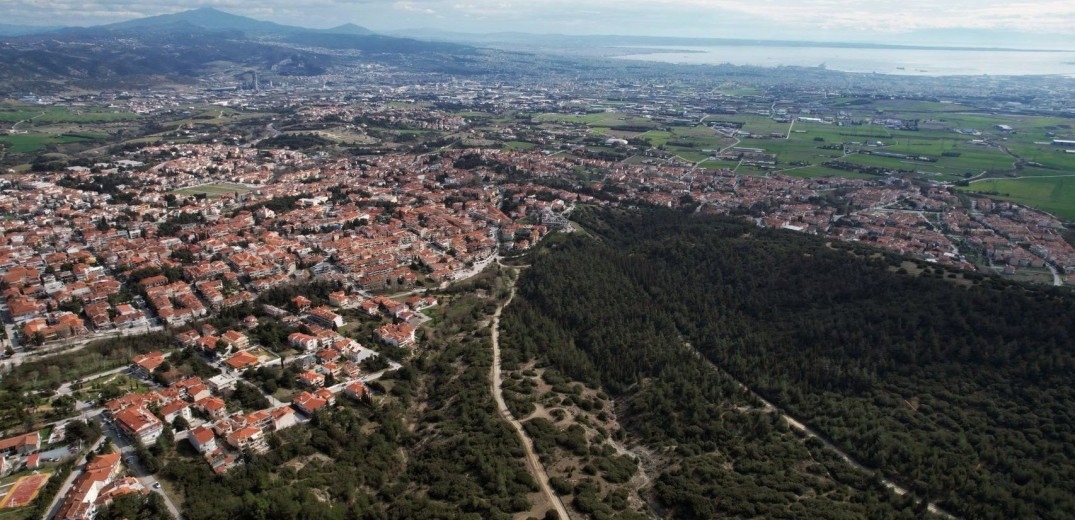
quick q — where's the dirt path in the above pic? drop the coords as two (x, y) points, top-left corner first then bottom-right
(490, 273), (572, 520)
(687, 348), (957, 519)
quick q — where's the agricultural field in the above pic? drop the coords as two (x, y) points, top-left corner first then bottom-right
(1006, 143), (1075, 171)
(0, 104), (145, 158)
(957, 176), (1075, 220)
(535, 112), (659, 129)
(173, 183), (255, 198)
(0, 133), (102, 154)
(708, 114), (797, 136)
(159, 105), (269, 129)
(781, 166), (880, 180)
(0, 104), (140, 124)
(843, 99), (975, 113)
(702, 113), (1056, 181)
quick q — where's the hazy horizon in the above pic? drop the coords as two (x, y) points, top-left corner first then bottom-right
(2, 1), (1075, 49)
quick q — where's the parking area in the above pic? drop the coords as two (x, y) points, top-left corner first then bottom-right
(36, 445), (75, 463)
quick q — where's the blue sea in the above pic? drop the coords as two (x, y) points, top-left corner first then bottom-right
(614, 45), (1075, 77)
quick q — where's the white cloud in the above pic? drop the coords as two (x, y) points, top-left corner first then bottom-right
(396, 1), (436, 14)
(661, 0), (1075, 33)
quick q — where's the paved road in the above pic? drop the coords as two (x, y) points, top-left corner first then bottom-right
(1046, 263), (1063, 286)
(55, 364), (136, 397)
(3, 324), (162, 370)
(101, 422), (182, 519)
(324, 361), (403, 395)
(489, 271), (571, 520)
(450, 251), (500, 283)
(41, 436), (108, 520)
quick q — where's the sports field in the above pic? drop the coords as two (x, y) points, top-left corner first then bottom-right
(173, 183), (255, 198)
(0, 473), (51, 508)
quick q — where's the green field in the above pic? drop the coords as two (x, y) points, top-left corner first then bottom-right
(1006, 144), (1075, 171)
(515, 105), (1066, 189)
(502, 141), (536, 151)
(708, 114), (794, 136)
(1011, 166), (1074, 178)
(0, 105), (139, 124)
(0, 133), (100, 153)
(853, 100), (974, 113)
(535, 112), (658, 129)
(781, 166), (881, 180)
(173, 183), (255, 198)
(667, 149), (709, 162)
(698, 159), (739, 170)
(958, 176), (1075, 220)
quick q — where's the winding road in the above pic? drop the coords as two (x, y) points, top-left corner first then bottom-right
(490, 271), (571, 520)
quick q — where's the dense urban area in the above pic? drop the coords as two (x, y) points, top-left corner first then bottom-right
(0, 7), (1074, 520)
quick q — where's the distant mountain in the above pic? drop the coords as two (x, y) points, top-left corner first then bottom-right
(94, 7), (374, 38)
(0, 23), (62, 37)
(101, 7), (312, 36)
(320, 23), (374, 36)
(0, 8), (483, 93)
(0, 26), (331, 92)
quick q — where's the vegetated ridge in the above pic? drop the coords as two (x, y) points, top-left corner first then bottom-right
(501, 206), (1075, 519)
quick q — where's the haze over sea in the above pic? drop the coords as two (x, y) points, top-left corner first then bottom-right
(615, 45), (1075, 77)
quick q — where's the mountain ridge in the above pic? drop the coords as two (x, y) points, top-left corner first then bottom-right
(101, 7), (324, 36)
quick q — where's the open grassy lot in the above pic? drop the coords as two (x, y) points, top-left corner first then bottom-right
(535, 112), (659, 129)
(0, 133), (100, 153)
(707, 114), (793, 136)
(502, 140), (536, 151)
(0, 104), (140, 124)
(781, 166), (881, 180)
(164, 105), (268, 128)
(666, 149), (709, 162)
(1010, 166), (1075, 178)
(958, 176), (1075, 220)
(79, 373), (149, 402)
(699, 159), (739, 170)
(848, 100), (975, 113)
(1006, 143), (1075, 171)
(173, 183), (255, 197)
(0, 507), (33, 520)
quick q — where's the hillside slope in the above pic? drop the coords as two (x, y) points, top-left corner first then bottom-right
(502, 207), (1075, 519)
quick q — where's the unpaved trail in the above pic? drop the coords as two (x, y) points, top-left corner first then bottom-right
(688, 348), (957, 519)
(490, 272), (572, 520)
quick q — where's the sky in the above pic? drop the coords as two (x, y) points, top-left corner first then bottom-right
(3, 0), (1075, 44)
